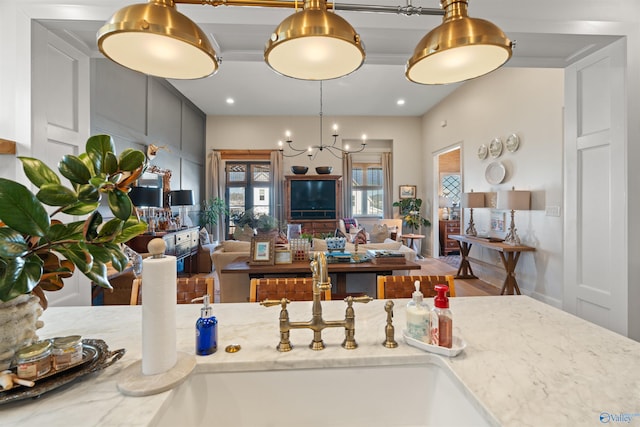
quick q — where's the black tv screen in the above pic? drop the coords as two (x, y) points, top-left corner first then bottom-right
(290, 180), (336, 218)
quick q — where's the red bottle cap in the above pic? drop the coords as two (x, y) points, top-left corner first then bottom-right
(434, 284), (449, 308)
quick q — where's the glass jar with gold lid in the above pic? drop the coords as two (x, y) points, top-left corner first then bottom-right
(52, 335), (83, 370)
(16, 341), (52, 380)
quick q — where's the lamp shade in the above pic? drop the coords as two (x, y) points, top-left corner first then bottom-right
(97, 0), (218, 79)
(405, 0), (512, 84)
(496, 190), (530, 211)
(129, 186), (161, 208)
(169, 190), (193, 206)
(462, 192), (485, 208)
(264, 0), (365, 80)
(439, 195), (453, 208)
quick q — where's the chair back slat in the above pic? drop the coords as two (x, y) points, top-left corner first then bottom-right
(130, 277), (215, 305)
(250, 277), (331, 302)
(376, 275), (456, 299)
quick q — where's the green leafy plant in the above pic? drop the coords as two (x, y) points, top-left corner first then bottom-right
(393, 198), (431, 232)
(200, 197), (228, 232)
(0, 134), (148, 303)
(255, 214), (279, 233)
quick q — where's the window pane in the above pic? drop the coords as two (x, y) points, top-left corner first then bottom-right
(252, 164), (270, 182)
(228, 187), (245, 210)
(366, 188), (383, 215)
(367, 167), (382, 186)
(351, 168), (363, 186)
(253, 187), (270, 216)
(442, 174), (461, 205)
(227, 164), (246, 182)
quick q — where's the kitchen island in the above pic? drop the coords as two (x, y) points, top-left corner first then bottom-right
(2, 296), (639, 426)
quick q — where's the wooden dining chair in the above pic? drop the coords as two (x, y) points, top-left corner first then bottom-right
(376, 275), (456, 299)
(130, 276), (215, 305)
(249, 277), (331, 302)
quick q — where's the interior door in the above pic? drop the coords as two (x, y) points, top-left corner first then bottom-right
(31, 22), (91, 306)
(563, 39), (627, 335)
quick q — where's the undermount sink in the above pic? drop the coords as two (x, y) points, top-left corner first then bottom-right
(151, 362), (497, 427)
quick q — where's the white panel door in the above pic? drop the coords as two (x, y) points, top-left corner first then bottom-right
(31, 22), (91, 306)
(564, 39), (627, 335)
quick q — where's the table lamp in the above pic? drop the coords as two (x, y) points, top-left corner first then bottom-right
(129, 186), (162, 232)
(461, 190), (485, 236)
(439, 195), (453, 220)
(496, 188), (530, 245)
(169, 190), (194, 228)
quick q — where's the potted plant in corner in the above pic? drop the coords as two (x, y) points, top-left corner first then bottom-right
(0, 134), (148, 369)
(393, 198), (431, 232)
(200, 197), (228, 238)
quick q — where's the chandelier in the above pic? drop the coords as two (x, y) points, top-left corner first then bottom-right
(278, 81), (367, 160)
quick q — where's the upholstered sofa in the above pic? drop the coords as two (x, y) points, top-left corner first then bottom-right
(211, 240), (253, 303)
(212, 238), (417, 303)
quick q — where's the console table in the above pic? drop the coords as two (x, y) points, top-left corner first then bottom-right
(449, 235), (535, 295)
(126, 226), (199, 273)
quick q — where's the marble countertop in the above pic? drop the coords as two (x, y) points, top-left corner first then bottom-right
(2, 296), (640, 426)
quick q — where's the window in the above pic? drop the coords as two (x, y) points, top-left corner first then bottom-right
(351, 160), (383, 217)
(226, 162), (271, 235)
(441, 173), (461, 218)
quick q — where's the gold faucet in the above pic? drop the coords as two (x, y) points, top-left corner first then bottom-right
(261, 252), (372, 351)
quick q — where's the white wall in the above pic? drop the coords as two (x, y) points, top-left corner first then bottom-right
(422, 68), (565, 306)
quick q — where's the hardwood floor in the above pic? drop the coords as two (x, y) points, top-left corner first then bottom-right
(414, 257), (501, 297)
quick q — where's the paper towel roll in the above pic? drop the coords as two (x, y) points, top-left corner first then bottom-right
(141, 254), (177, 376)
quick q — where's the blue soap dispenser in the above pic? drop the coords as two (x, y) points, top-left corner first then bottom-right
(193, 294), (217, 355)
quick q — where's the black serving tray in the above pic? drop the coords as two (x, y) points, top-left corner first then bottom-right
(0, 339), (125, 405)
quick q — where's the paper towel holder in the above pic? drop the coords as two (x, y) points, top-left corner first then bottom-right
(117, 238), (196, 397)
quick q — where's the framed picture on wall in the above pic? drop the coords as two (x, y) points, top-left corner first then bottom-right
(491, 212), (506, 233)
(249, 236), (275, 265)
(399, 185), (417, 199)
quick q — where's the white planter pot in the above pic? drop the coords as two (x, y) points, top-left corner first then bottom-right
(0, 294), (44, 370)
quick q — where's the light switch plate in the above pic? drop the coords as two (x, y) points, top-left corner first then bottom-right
(545, 206), (561, 217)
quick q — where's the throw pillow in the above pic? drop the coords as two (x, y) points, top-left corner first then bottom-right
(354, 228), (367, 245)
(369, 224), (388, 243)
(335, 228), (347, 238)
(233, 225), (255, 242)
(199, 227), (211, 246)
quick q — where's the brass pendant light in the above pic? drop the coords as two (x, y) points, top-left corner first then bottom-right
(264, 0), (365, 80)
(406, 0), (513, 85)
(97, 0), (218, 79)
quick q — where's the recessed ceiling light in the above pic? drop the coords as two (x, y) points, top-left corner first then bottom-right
(397, 99), (405, 106)
(226, 98), (235, 104)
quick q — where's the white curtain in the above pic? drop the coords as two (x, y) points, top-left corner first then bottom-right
(342, 153), (353, 218)
(270, 150), (284, 225)
(382, 152), (393, 218)
(209, 150), (225, 242)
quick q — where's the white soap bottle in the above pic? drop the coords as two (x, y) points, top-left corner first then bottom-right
(406, 281), (430, 343)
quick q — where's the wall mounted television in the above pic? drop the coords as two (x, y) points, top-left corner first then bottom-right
(289, 179), (337, 219)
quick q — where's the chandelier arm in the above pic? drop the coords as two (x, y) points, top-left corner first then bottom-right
(183, 0), (445, 17)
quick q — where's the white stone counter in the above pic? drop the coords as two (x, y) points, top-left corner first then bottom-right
(2, 296), (640, 426)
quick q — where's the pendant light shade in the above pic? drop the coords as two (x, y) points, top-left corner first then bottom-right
(264, 0), (365, 80)
(406, 0), (512, 85)
(97, 0), (218, 79)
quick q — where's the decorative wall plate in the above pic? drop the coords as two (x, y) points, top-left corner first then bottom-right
(506, 133), (520, 152)
(485, 161), (506, 185)
(477, 144), (488, 160)
(489, 138), (503, 158)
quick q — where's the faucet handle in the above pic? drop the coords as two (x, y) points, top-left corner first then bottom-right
(260, 298), (290, 308)
(345, 295), (373, 304)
